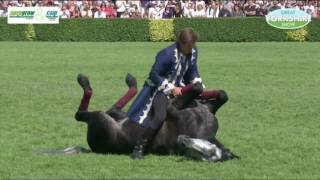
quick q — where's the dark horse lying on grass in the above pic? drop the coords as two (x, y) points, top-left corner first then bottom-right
(74, 74), (239, 162)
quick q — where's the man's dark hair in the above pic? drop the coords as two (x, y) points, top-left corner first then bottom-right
(178, 28), (199, 45)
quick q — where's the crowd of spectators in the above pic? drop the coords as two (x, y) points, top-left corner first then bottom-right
(0, 0), (319, 19)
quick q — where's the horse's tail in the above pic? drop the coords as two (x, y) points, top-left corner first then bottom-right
(39, 146), (91, 155)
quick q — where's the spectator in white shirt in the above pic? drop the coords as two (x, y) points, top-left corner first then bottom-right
(120, 9), (130, 18)
(80, 1), (93, 18)
(130, 4), (141, 18)
(183, 2), (194, 18)
(195, 0), (205, 8)
(304, 2), (316, 17)
(60, 5), (70, 18)
(278, 1), (285, 9)
(206, 1), (219, 18)
(116, 0), (127, 17)
(94, 8), (106, 18)
(194, 4), (206, 17)
(149, 3), (164, 19)
(0, 1), (3, 16)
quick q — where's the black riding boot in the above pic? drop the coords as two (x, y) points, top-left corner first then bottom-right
(132, 92), (167, 160)
(131, 127), (156, 160)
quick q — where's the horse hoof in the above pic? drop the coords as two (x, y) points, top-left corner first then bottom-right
(230, 152), (240, 160)
(220, 149), (240, 161)
(125, 73), (137, 88)
(77, 73), (91, 91)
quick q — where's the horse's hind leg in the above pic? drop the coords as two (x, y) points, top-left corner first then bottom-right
(106, 73), (137, 120)
(77, 74), (92, 112)
(74, 73), (94, 123)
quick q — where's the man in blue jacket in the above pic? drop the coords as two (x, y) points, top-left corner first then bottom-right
(127, 28), (227, 159)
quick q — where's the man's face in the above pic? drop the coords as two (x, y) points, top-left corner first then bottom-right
(180, 42), (195, 56)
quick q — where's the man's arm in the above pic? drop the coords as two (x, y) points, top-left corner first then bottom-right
(149, 50), (173, 91)
(184, 49), (203, 85)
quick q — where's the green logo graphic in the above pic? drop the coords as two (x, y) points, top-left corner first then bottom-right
(266, 8), (311, 29)
(10, 11), (35, 18)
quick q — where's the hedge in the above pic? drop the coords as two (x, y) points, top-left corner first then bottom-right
(0, 18), (27, 41)
(34, 19), (150, 41)
(0, 17), (319, 42)
(149, 19), (175, 42)
(286, 28), (308, 42)
(174, 17), (290, 42)
(306, 18), (320, 41)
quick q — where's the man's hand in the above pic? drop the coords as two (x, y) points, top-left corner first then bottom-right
(172, 87), (182, 97)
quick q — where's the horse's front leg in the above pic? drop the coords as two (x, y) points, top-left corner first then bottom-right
(105, 73), (137, 120)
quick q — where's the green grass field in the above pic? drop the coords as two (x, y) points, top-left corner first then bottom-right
(0, 42), (320, 179)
